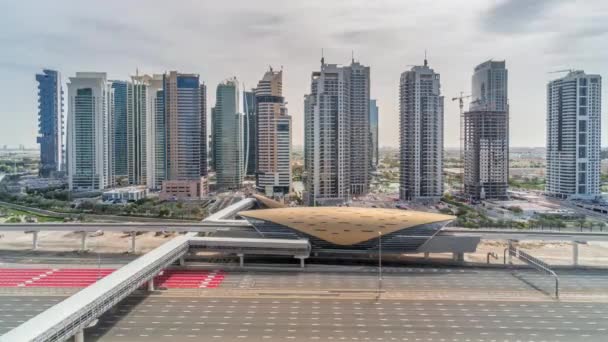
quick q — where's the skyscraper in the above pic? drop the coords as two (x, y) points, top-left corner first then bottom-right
(369, 99), (379, 169)
(347, 60), (370, 195)
(304, 59), (351, 206)
(110, 81), (128, 183)
(243, 90), (257, 176)
(126, 75), (149, 185)
(255, 68), (291, 197)
(160, 71), (207, 200)
(464, 60), (509, 200)
(212, 78), (243, 191)
(67, 72), (112, 191)
(399, 59), (444, 202)
(546, 71), (602, 199)
(140, 74), (164, 190)
(35, 69), (64, 177)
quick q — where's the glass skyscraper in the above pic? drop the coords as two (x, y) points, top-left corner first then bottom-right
(67, 72), (111, 191)
(243, 90), (257, 176)
(369, 99), (379, 169)
(111, 81), (128, 182)
(464, 60), (509, 200)
(36, 69), (64, 177)
(212, 78), (243, 191)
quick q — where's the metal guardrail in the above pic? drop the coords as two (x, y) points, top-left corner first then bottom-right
(506, 246), (559, 299)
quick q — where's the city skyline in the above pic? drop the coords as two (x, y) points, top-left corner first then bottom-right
(2, 1), (607, 149)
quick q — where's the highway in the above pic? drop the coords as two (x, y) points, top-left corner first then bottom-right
(5, 295), (606, 341)
(2, 266), (608, 341)
(83, 297), (608, 341)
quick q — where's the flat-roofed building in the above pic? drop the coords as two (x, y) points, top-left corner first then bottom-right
(160, 71), (207, 199)
(546, 71), (602, 199)
(255, 68), (291, 198)
(67, 72), (112, 191)
(212, 78), (243, 191)
(36, 69), (64, 177)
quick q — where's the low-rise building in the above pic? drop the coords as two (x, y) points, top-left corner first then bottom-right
(160, 177), (208, 201)
(102, 186), (148, 202)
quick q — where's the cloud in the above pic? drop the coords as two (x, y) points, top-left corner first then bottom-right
(481, 0), (565, 34)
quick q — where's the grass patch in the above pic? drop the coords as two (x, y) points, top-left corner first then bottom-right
(0, 205), (64, 222)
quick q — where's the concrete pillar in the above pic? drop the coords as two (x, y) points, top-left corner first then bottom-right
(452, 252), (464, 263)
(75, 329), (84, 342)
(573, 242), (579, 266)
(32, 231), (39, 250)
(238, 253), (244, 267)
(80, 232), (87, 252)
(179, 257), (185, 266)
(130, 232), (136, 254)
(147, 278), (154, 292)
(297, 257), (305, 268)
(507, 240), (514, 264)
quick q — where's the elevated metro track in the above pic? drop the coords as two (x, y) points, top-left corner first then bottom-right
(439, 228), (608, 242)
(0, 221), (253, 232)
(2, 222), (607, 243)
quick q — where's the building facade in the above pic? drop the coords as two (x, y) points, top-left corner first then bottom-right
(546, 71), (602, 199)
(110, 81), (128, 182)
(399, 59), (444, 202)
(35, 69), (64, 177)
(255, 68), (291, 197)
(369, 99), (379, 169)
(67, 72), (112, 191)
(160, 71), (207, 200)
(347, 61), (370, 195)
(212, 78), (243, 191)
(464, 60), (509, 200)
(243, 90), (257, 176)
(140, 74), (164, 190)
(304, 60), (351, 206)
(127, 75), (149, 185)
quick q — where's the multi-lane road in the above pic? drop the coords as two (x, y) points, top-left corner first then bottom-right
(83, 296), (608, 342)
(2, 266), (608, 341)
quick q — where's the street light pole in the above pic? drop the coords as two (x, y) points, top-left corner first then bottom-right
(378, 231), (382, 297)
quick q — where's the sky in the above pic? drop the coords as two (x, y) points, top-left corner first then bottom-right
(1, 0), (607, 148)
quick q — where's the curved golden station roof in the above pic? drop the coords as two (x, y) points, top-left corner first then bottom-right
(251, 194), (286, 209)
(239, 207), (455, 246)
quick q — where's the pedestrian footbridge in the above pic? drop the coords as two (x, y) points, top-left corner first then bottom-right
(1, 197), (311, 342)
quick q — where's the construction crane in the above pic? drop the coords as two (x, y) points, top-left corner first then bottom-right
(548, 69), (574, 74)
(451, 92), (472, 196)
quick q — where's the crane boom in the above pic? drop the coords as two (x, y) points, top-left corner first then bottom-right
(452, 92), (471, 198)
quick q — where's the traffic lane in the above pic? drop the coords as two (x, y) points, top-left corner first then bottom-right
(0, 296), (64, 334)
(87, 297), (608, 342)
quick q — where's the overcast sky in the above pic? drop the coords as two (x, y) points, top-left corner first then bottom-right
(1, 0), (607, 148)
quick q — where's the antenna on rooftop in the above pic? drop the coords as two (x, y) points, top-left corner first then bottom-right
(321, 48), (325, 65)
(424, 49), (428, 67)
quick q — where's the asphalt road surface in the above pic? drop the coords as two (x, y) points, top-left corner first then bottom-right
(85, 296), (608, 341)
(2, 267), (608, 341)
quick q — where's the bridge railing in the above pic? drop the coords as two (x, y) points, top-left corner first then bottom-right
(507, 246), (559, 299)
(2, 234), (191, 342)
(2, 197), (257, 342)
